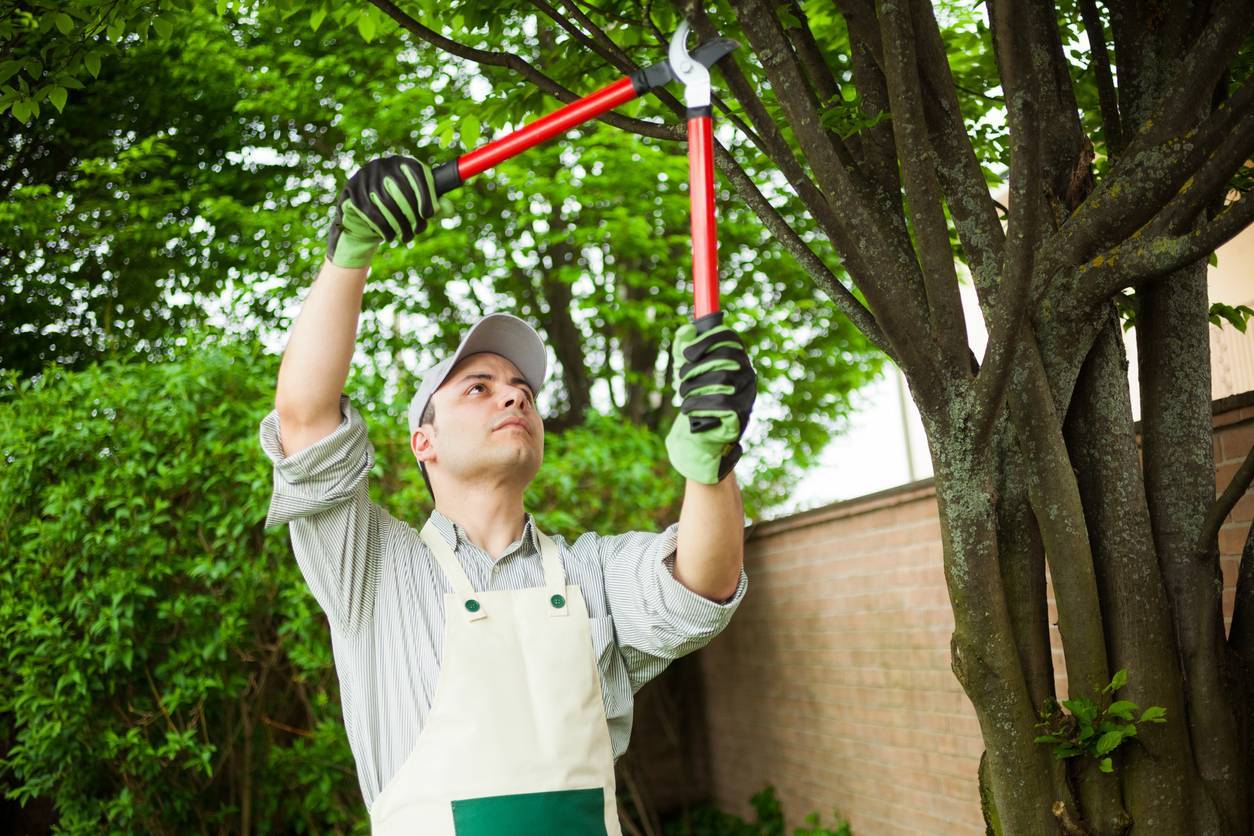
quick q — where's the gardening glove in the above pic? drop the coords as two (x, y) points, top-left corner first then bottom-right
(326, 155), (439, 268)
(664, 312), (757, 484)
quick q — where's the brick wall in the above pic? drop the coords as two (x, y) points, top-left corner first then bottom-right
(686, 389), (1254, 835)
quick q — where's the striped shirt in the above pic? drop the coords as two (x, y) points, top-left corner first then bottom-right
(258, 393), (748, 808)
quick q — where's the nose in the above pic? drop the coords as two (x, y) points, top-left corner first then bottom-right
(499, 383), (531, 411)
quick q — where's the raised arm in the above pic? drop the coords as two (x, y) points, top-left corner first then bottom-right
(274, 155), (440, 455)
(664, 314), (757, 600)
(275, 260), (370, 456)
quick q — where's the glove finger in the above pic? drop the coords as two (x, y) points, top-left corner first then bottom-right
(679, 367), (744, 399)
(402, 162), (438, 219)
(680, 327), (743, 364)
(347, 169), (396, 241)
(368, 178), (414, 242)
(679, 345), (750, 381)
(382, 172), (424, 240)
(339, 182), (389, 242)
(681, 374), (755, 417)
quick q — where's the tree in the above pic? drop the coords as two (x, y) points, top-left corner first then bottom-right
(269, 0), (1251, 832)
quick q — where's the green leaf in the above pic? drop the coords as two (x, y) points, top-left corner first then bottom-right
(1139, 705), (1167, 724)
(12, 98), (31, 122)
(0, 60), (22, 85)
(84, 52), (101, 79)
(47, 85), (67, 113)
(357, 11), (377, 42)
(309, 5), (327, 31)
(1062, 698), (1097, 722)
(216, 0), (230, 16)
(106, 20), (124, 43)
(461, 114), (481, 149)
(1094, 730), (1124, 756)
(1105, 668), (1128, 693)
(1106, 700), (1138, 721)
(153, 17), (173, 39)
(54, 12), (74, 36)
(1099, 757), (1114, 773)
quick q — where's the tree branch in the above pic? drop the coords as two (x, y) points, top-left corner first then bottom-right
(1127, 0), (1251, 149)
(684, 5), (863, 278)
(779, 0), (841, 104)
(1228, 512), (1254, 665)
(1144, 96), (1254, 238)
(368, 0), (676, 143)
(1077, 0), (1123, 155)
(910, 0), (1005, 295)
(973, 93), (1042, 447)
(1201, 443), (1254, 560)
(1035, 76), (1254, 283)
(709, 133), (900, 365)
(726, 0), (934, 378)
(1090, 187), (1254, 299)
(835, 0), (904, 202)
(876, 0), (970, 377)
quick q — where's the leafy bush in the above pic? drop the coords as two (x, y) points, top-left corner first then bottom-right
(663, 785), (853, 836)
(0, 329), (366, 832)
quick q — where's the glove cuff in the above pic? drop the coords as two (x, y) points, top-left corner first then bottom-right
(327, 219), (380, 268)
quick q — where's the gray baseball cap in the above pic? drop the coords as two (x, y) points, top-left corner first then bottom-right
(408, 313), (547, 495)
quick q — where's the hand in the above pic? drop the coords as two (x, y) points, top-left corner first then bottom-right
(664, 312), (757, 484)
(326, 155), (439, 268)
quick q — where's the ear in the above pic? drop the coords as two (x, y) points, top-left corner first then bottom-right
(412, 426), (437, 464)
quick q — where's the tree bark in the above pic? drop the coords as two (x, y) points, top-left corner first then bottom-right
(1136, 260), (1247, 833)
(1062, 307), (1209, 833)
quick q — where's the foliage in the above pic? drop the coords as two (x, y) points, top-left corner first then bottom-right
(1032, 669), (1168, 775)
(1, 0), (883, 516)
(663, 784), (853, 836)
(0, 327), (364, 830)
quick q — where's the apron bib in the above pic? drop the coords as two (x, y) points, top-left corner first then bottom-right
(368, 520), (622, 836)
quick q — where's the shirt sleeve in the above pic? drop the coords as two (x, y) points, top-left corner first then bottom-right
(257, 392), (386, 636)
(593, 522), (748, 690)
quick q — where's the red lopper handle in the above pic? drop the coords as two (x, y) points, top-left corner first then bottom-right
(687, 113), (719, 322)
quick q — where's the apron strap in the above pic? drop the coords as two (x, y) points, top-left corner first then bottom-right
(420, 518), (572, 622)
(536, 530), (571, 619)
(420, 522), (486, 623)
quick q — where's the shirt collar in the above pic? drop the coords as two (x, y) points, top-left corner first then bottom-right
(427, 508), (539, 560)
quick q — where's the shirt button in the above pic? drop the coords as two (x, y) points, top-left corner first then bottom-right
(465, 599), (481, 612)
(550, 594), (565, 609)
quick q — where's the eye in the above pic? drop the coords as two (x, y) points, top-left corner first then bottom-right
(467, 383), (487, 395)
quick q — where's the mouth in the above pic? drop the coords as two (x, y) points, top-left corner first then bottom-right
(493, 418), (530, 435)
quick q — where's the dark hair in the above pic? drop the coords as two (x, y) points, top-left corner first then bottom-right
(420, 400), (436, 427)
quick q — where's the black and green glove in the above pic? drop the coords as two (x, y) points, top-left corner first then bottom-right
(664, 312), (757, 484)
(326, 155), (439, 268)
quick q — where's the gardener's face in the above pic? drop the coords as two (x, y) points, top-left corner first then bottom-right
(412, 352), (543, 490)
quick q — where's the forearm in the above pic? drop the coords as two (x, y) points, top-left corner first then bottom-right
(274, 257), (368, 421)
(673, 473), (745, 601)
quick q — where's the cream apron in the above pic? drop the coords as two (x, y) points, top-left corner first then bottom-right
(368, 521), (622, 836)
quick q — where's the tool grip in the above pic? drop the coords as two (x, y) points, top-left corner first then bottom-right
(687, 113), (719, 320)
(433, 160), (462, 197)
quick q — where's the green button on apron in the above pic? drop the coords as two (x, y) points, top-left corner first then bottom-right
(451, 788), (608, 836)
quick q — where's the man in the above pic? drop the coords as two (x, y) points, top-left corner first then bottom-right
(258, 155), (756, 834)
